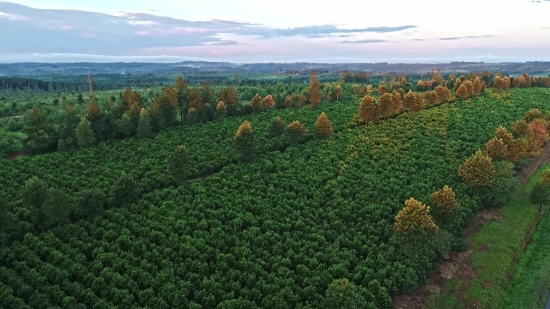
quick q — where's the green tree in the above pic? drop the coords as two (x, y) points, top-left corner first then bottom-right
(458, 150), (495, 195)
(42, 188), (71, 227)
(77, 92), (84, 104)
(169, 145), (190, 185)
(270, 116), (286, 137)
(174, 76), (188, 122)
(529, 181), (550, 213)
(0, 195), (12, 245)
(110, 172), (139, 207)
(136, 108), (152, 139)
(118, 113), (133, 138)
(76, 117), (96, 147)
(234, 121), (255, 161)
(287, 120), (307, 145)
(21, 177), (48, 224)
(78, 189), (106, 218)
(23, 106), (52, 154)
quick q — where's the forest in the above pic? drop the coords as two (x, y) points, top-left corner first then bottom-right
(1, 68), (550, 308)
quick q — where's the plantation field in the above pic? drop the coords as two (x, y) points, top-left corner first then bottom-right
(1, 88), (550, 308)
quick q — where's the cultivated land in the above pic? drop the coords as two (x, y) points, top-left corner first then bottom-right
(1, 69), (550, 308)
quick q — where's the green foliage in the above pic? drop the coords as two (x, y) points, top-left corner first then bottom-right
(478, 161), (519, 207)
(529, 181), (550, 212)
(168, 145), (190, 185)
(75, 117), (96, 148)
(42, 188), (71, 227)
(136, 113), (152, 139)
(110, 172), (139, 207)
(78, 189), (106, 218)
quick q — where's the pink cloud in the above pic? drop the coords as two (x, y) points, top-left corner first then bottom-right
(136, 30), (150, 35)
(171, 27), (209, 34)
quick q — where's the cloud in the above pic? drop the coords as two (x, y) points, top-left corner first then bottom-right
(411, 39), (424, 41)
(339, 39), (389, 44)
(439, 35), (496, 40)
(246, 24), (417, 39)
(0, 2), (417, 55)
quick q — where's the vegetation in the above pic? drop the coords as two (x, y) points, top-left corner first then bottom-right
(1, 68), (550, 308)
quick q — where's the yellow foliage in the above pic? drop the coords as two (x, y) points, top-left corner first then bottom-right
(403, 90), (417, 112)
(85, 98), (102, 117)
(455, 84), (470, 100)
(391, 90), (403, 114)
(263, 95), (275, 109)
(315, 112), (333, 139)
(458, 150), (495, 190)
(453, 79), (462, 92)
(139, 108), (148, 118)
(541, 169), (550, 185)
(284, 96), (293, 109)
(511, 120), (529, 138)
(250, 94), (262, 111)
(424, 91), (438, 106)
(434, 85), (451, 103)
(523, 108), (544, 123)
(472, 77), (482, 96)
(430, 185), (458, 213)
(235, 121), (253, 139)
(378, 93), (394, 119)
(307, 73), (322, 105)
(485, 137), (509, 161)
(358, 95), (378, 125)
(216, 101), (226, 111)
(393, 197), (438, 236)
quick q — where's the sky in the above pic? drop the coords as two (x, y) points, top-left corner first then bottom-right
(0, 0), (549, 63)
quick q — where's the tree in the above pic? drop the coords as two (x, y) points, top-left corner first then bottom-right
(136, 108), (152, 139)
(413, 92), (423, 112)
(434, 85), (451, 103)
(478, 161), (519, 207)
(284, 96), (293, 109)
(492, 76), (504, 90)
(21, 177), (48, 224)
(463, 80), (474, 96)
(502, 76), (511, 90)
(23, 106), (52, 154)
(358, 95), (378, 125)
(393, 197), (438, 236)
(287, 120), (307, 144)
(391, 90), (403, 114)
(187, 88), (202, 110)
(453, 78), (462, 92)
(335, 85), (342, 101)
(168, 145), (190, 185)
(78, 189), (106, 218)
(174, 76), (188, 122)
(77, 92), (84, 104)
(320, 278), (367, 309)
(187, 108), (199, 125)
(250, 94), (262, 112)
(76, 117), (96, 147)
(431, 185), (458, 213)
(263, 95), (275, 109)
(424, 91), (438, 106)
(458, 150), (495, 194)
(472, 77), (482, 96)
(215, 101), (227, 121)
(199, 82), (215, 105)
(378, 93), (394, 119)
(270, 117), (286, 137)
(307, 73), (322, 106)
(224, 86), (238, 105)
(529, 181), (550, 212)
(0, 196), (12, 244)
(511, 120), (529, 138)
(403, 90), (417, 112)
(523, 108), (544, 123)
(42, 188), (71, 227)
(110, 172), (139, 207)
(118, 113), (133, 138)
(234, 121), (255, 162)
(455, 84), (470, 100)
(485, 137), (509, 161)
(315, 112), (333, 139)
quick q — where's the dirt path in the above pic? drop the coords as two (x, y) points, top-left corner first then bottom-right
(392, 141), (550, 309)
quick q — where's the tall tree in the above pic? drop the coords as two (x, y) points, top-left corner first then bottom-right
(23, 106), (52, 154)
(378, 93), (394, 120)
(358, 95), (378, 125)
(485, 137), (509, 161)
(458, 150), (495, 194)
(234, 121), (255, 162)
(455, 84), (470, 100)
(168, 145), (190, 185)
(136, 108), (152, 139)
(263, 95), (275, 109)
(76, 117), (96, 147)
(391, 90), (403, 115)
(21, 177), (48, 224)
(424, 91), (438, 106)
(434, 85), (451, 103)
(174, 76), (188, 122)
(307, 73), (322, 106)
(250, 94), (262, 112)
(394, 197), (438, 236)
(315, 112), (333, 139)
(284, 96), (293, 109)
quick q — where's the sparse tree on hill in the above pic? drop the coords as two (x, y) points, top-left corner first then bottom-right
(403, 90), (417, 112)
(434, 85), (451, 103)
(378, 93), (394, 119)
(358, 95), (378, 125)
(315, 112), (333, 139)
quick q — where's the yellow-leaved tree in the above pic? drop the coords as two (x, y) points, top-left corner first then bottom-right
(250, 94), (262, 112)
(472, 77), (482, 96)
(287, 120), (307, 144)
(485, 137), (509, 161)
(270, 116), (286, 137)
(315, 112), (333, 139)
(403, 90), (417, 112)
(541, 169), (550, 185)
(392, 90), (403, 114)
(455, 84), (470, 100)
(393, 197), (438, 238)
(215, 101), (227, 121)
(234, 121), (255, 161)
(358, 95), (379, 125)
(424, 91), (438, 106)
(263, 95), (275, 109)
(458, 150), (495, 194)
(430, 185), (458, 228)
(307, 73), (322, 106)
(284, 96), (293, 109)
(378, 93), (394, 120)
(434, 85), (451, 103)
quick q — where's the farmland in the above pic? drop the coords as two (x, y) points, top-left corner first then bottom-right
(1, 71), (550, 308)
